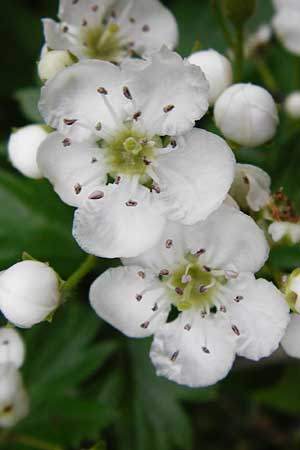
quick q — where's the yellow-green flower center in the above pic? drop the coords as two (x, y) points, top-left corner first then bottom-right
(81, 23), (125, 62)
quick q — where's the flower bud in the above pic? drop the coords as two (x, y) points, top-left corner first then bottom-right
(0, 261), (61, 328)
(272, 6), (300, 55)
(229, 163), (271, 212)
(284, 91), (300, 119)
(0, 328), (25, 368)
(223, 0), (256, 27)
(0, 363), (29, 428)
(284, 268), (300, 312)
(8, 125), (48, 179)
(188, 50), (233, 105)
(268, 221), (300, 245)
(214, 83), (279, 147)
(38, 50), (74, 82)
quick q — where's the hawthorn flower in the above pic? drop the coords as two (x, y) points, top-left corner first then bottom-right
(0, 261), (61, 328)
(38, 48), (235, 258)
(188, 49), (233, 105)
(214, 83), (279, 147)
(272, 0), (300, 55)
(229, 163), (271, 212)
(8, 125), (49, 179)
(0, 364), (29, 428)
(42, 0), (178, 65)
(0, 328), (25, 369)
(89, 205), (289, 387)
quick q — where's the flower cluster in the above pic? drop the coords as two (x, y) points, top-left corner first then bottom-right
(4, 0), (300, 399)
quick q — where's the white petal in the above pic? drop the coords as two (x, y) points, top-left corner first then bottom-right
(73, 179), (166, 258)
(37, 132), (106, 207)
(155, 129), (235, 224)
(230, 163), (271, 212)
(226, 273), (290, 360)
(150, 312), (237, 387)
(0, 328), (25, 369)
(89, 265), (169, 337)
(124, 47), (209, 136)
(43, 18), (84, 57)
(58, 0), (111, 26)
(269, 221), (300, 244)
(123, 220), (186, 273)
(281, 313), (300, 358)
(185, 205), (269, 273)
(114, 0), (178, 54)
(39, 60), (128, 142)
(273, 8), (300, 55)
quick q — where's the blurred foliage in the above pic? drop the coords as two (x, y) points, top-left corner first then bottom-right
(1, 0), (300, 449)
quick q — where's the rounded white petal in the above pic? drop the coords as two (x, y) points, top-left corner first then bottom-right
(150, 312), (236, 387)
(214, 83), (279, 147)
(273, 0), (300, 11)
(38, 49), (74, 82)
(73, 179), (166, 258)
(0, 329), (25, 369)
(226, 273), (290, 360)
(39, 60), (127, 142)
(124, 47), (209, 136)
(281, 313), (300, 358)
(273, 8), (300, 55)
(155, 129), (235, 224)
(114, 0), (178, 54)
(58, 0), (112, 26)
(90, 265), (169, 337)
(185, 205), (269, 274)
(8, 125), (48, 179)
(284, 91), (300, 119)
(230, 163), (271, 212)
(37, 132), (106, 207)
(188, 49), (233, 105)
(0, 364), (29, 428)
(269, 221), (300, 244)
(0, 261), (60, 328)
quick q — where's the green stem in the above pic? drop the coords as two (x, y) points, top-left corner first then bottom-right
(234, 27), (244, 82)
(254, 57), (279, 94)
(211, 0), (234, 48)
(62, 254), (97, 298)
(8, 433), (64, 450)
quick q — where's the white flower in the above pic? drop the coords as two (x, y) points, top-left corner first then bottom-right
(284, 91), (300, 119)
(229, 163), (271, 212)
(38, 49), (74, 82)
(0, 363), (29, 428)
(188, 49), (233, 105)
(0, 261), (60, 328)
(214, 83), (279, 147)
(43, 0), (178, 64)
(89, 204), (289, 387)
(281, 313), (300, 358)
(38, 48), (235, 258)
(8, 125), (49, 179)
(268, 221), (300, 244)
(245, 23), (272, 57)
(273, 0), (300, 10)
(272, 4), (300, 55)
(0, 328), (25, 369)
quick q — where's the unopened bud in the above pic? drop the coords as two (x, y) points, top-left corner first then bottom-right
(0, 260), (61, 328)
(38, 50), (74, 82)
(0, 328), (25, 368)
(284, 91), (300, 119)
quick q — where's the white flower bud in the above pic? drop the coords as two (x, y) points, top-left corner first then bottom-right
(214, 83), (279, 147)
(269, 221), (300, 244)
(188, 49), (233, 105)
(38, 50), (74, 82)
(0, 261), (61, 328)
(8, 125), (48, 179)
(272, 6), (300, 55)
(245, 24), (272, 57)
(0, 363), (29, 428)
(284, 91), (300, 119)
(229, 163), (271, 212)
(0, 328), (25, 368)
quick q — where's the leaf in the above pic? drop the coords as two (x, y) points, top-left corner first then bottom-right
(14, 87), (42, 123)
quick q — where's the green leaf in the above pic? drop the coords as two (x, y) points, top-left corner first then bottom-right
(14, 87), (42, 123)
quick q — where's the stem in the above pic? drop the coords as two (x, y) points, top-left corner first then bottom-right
(62, 254), (97, 297)
(234, 27), (244, 82)
(211, 0), (234, 48)
(254, 57), (280, 94)
(8, 433), (64, 450)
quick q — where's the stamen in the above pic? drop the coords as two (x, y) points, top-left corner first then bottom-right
(175, 287), (184, 296)
(62, 137), (71, 147)
(200, 311), (207, 318)
(142, 24), (150, 32)
(220, 305), (227, 313)
(152, 303), (158, 312)
(151, 183), (161, 194)
(95, 122), (102, 131)
(136, 294), (142, 301)
(184, 323), (191, 331)
(115, 175), (121, 184)
(137, 270), (145, 279)
(126, 200), (138, 207)
(163, 104), (175, 113)
(74, 183), (82, 195)
(97, 87), (108, 95)
(203, 265), (211, 272)
(140, 321), (150, 329)
(133, 111), (142, 121)
(159, 269), (170, 276)
(123, 86), (132, 100)
(143, 157), (151, 166)
(170, 350), (179, 362)
(234, 295), (244, 303)
(170, 139), (177, 148)
(62, 25), (69, 33)
(64, 118), (77, 126)
(232, 325), (240, 336)
(129, 17), (135, 23)
(88, 190), (104, 200)
(111, 10), (117, 18)
(202, 346), (210, 354)
(82, 19), (88, 26)
(225, 270), (239, 280)
(91, 157), (98, 164)
(243, 176), (250, 185)
(199, 285), (208, 293)
(165, 239), (173, 249)
(195, 248), (206, 256)
(91, 4), (99, 12)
